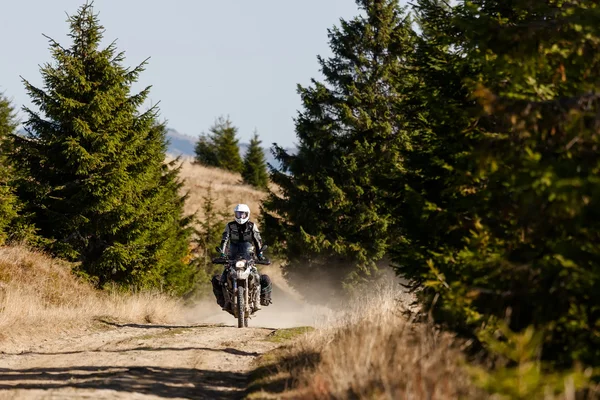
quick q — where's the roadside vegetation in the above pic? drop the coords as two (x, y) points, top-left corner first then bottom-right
(248, 283), (481, 399)
(249, 282), (599, 400)
(0, 245), (182, 349)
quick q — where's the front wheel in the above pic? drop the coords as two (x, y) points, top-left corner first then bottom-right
(237, 287), (245, 328)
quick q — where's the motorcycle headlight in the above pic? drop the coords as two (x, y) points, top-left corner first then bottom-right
(235, 260), (246, 269)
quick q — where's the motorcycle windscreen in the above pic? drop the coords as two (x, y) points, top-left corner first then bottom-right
(229, 242), (254, 260)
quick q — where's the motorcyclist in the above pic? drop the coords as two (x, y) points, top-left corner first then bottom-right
(211, 204), (273, 311)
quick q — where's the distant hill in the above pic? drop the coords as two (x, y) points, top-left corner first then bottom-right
(16, 127), (291, 169)
(165, 129), (294, 170)
(165, 129), (198, 157)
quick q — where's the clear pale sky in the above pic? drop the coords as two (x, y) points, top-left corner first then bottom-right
(0, 0), (373, 148)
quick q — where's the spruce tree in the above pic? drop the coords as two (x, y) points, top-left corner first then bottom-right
(194, 134), (219, 168)
(215, 117), (243, 173)
(390, 0), (486, 310)
(394, 0), (600, 369)
(242, 132), (269, 189)
(0, 94), (25, 245)
(8, 3), (194, 293)
(194, 116), (243, 173)
(263, 0), (416, 296)
(449, 0), (600, 367)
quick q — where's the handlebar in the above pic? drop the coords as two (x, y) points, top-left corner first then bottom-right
(211, 257), (271, 265)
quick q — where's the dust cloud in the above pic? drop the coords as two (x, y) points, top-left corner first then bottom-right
(184, 263), (335, 329)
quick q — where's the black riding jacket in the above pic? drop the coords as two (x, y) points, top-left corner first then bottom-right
(220, 221), (263, 255)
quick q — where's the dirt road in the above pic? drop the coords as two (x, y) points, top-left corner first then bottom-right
(0, 319), (283, 400)
(0, 268), (330, 400)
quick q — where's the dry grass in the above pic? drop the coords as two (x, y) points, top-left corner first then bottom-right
(171, 156), (268, 223)
(0, 245), (183, 350)
(249, 282), (483, 400)
(297, 291), (480, 399)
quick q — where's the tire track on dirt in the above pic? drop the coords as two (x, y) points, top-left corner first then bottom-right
(0, 322), (280, 399)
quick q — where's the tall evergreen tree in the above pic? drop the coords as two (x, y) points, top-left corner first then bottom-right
(194, 116), (243, 173)
(450, 0), (600, 367)
(263, 0), (416, 296)
(216, 117), (243, 173)
(0, 94), (25, 245)
(391, 0), (486, 316)
(8, 3), (194, 294)
(395, 0), (600, 369)
(242, 131), (269, 189)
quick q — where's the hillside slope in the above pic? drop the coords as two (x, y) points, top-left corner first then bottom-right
(173, 156), (268, 223)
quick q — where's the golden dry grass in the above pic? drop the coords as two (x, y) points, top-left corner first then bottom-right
(249, 282), (483, 400)
(172, 156), (268, 223)
(0, 245), (183, 350)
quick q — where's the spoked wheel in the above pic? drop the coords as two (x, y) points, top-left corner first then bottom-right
(237, 287), (245, 328)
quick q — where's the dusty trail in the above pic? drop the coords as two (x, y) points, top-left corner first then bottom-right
(0, 321), (280, 400)
(0, 267), (331, 400)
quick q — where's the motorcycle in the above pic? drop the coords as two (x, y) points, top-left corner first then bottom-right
(212, 243), (271, 328)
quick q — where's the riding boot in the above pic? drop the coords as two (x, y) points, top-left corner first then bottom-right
(254, 293), (262, 311)
(249, 270), (261, 311)
(222, 286), (231, 311)
(219, 271), (230, 310)
(260, 274), (272, 306)
(211, 275), (225, 307)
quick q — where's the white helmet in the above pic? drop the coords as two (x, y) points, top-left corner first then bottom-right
(234, 204), (251, 224)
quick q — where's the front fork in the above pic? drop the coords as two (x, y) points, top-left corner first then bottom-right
(222, 272), (254, 316)
(232, 279), (238, 317)
(229, 278), (249, 318)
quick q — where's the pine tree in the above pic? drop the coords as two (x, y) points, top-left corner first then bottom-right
(194, 134), (219, 168)
(263, 0), (416, 297)
(215, 117), (243, 173)
(194, 116), (243, 173)
(242, 132), (269, 189)
(395, 0), (600, 369)
(390, 0), (487, 311)
(450, 0), (600, 367)
(8, 3), (194, 293)
(0, 94), (24, 245)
